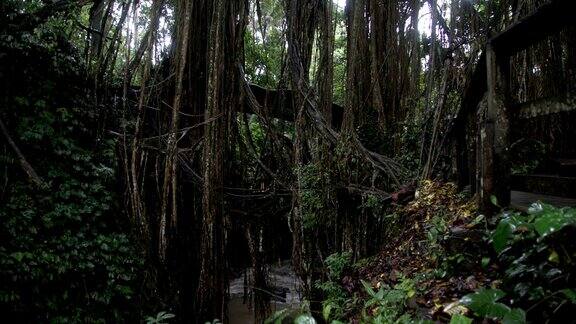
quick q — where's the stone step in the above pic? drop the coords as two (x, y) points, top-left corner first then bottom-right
(511, 190), (576, 211)
(511, 174), (576, 198)
(554, 159), (576, 176)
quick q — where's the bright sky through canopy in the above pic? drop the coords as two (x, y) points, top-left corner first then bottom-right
(333, 0), (435, 36)
(335, 0), (346, 9)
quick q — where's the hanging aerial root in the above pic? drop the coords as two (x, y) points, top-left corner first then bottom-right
(239, 67), (407, 192)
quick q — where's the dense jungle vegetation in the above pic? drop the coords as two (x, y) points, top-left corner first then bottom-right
(1, 0), (576, 323)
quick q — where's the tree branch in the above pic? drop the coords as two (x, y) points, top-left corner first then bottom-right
(0, 117), (45, 188)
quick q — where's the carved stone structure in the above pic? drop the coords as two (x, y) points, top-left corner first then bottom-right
(454, 0), (576, 212)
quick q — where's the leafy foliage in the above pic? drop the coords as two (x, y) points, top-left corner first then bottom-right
(488, 203), (576, 321)
(460, 289), (526, 323)
(316, 252), (353, 322)
(448, 314), (472, 324)
(265, 310), (318, 324)
(299, 162), (336, 230)
(0, 19), (142, 322)
(360, 277), (421, 324)
(243, 0), (286, 88)
(146, 311), (176, 324)
(509, 139), (546, 175)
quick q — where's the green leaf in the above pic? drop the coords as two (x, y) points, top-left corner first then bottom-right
(460, 289), (510, 318)
(264, 309), (289, 324)
(548, 250), (560, 263)
(118, 285), (133, 297)
(294, 314), (316, 324)
(492, 213), (526, 253)
(502, 308), (526, 324)
(561, 289), (576, 303)
(323, 303), (332, 320)
(361, 280), (376, 298)
(533, 207), (576, 237)
(11, 252), (24, 262)
(470, 214), (485, 227)
(449, 314), (472, 324)
(527, 202), (544, 214)
(481, 257), (491, 268)
(492, 219), (514, 254)
(375, 288), (385, 300)
(490, 195), (500, 207)
(145, 311), (175, 324)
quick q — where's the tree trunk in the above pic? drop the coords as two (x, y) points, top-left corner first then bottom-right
(159, 0), (191, 263)
(197, 0), (245, 320)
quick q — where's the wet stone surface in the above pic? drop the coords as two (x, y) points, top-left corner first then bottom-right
(228, 261), (303, 324)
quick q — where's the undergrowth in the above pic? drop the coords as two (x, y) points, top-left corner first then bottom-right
(286, 181), (576, 324)
(0, 21), (143, 322)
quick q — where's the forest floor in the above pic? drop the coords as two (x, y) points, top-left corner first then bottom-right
(312, 180), (576, 323)
(346, 181), (495, 322)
